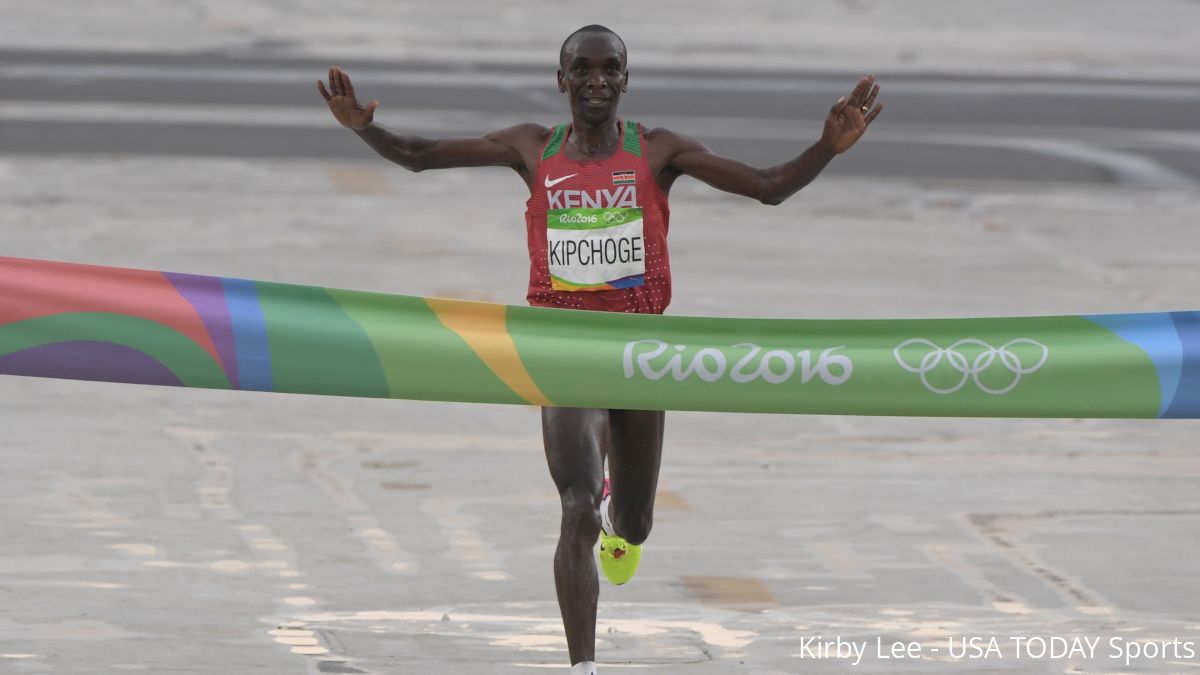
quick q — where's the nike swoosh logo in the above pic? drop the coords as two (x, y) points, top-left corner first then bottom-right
(543, 173), (578, 188)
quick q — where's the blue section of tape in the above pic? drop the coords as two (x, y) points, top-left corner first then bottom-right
(1165, 312), (1200, 418)
(221, 278), (274, 392)
(1084, 313), (1181, 417)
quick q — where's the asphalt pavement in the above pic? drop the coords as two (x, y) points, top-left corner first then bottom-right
(3, 47), (1200, 186)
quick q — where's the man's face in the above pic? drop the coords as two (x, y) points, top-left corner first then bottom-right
(557, 33), (628, 124)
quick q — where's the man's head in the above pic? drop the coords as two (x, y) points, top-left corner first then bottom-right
(557, 25), (628, 125)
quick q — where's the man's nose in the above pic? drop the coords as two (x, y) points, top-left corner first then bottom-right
(585, 71), (608, 88)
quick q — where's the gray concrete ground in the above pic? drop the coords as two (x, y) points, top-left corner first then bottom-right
(3, 159), (1199, 674)
(2, 2), (1200, 674)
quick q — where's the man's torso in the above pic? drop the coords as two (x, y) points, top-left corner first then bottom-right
(523, 121), (672, 314)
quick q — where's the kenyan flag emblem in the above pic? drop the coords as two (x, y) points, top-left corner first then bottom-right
(612, 170), (636, 185)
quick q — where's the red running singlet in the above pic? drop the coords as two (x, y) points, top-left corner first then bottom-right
(525, 120), (671, 314)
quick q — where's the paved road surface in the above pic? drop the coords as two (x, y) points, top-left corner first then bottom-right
(3, 48), (1199, 185)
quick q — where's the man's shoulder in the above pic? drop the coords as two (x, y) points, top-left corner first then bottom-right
(640, 125), (673, 143)
(510, 122), (556, 136)
(641, 125), (701, 151)
(489, 122), (554, 146)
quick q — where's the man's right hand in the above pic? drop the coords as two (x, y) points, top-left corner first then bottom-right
(317, 67), (379, 131)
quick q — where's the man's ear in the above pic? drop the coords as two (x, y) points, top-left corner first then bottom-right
(622, 70), (629, 92)
(557, 69), (566, 93)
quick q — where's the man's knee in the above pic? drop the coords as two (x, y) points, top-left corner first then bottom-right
(614, 509), (652, 545)
(559, 485), (602, 540)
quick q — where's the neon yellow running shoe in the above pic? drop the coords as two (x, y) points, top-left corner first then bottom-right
(598, 477), (642, 586)
(599, 531), (641, 585)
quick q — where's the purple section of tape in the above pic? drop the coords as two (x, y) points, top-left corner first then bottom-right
(0, 341), (183, 386)
(164, 272), (238, 388)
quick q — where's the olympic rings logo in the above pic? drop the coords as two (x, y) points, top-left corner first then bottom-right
(893, 338), (1048, 395)
(603, 210), (629, 224)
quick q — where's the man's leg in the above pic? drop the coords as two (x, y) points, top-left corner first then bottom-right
(542, 406), (607, 666)
(605, 409), (665, 546)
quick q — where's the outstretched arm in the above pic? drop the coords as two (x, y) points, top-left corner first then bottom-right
(318, 67), (543, 174)
(658, 75), (883, 205)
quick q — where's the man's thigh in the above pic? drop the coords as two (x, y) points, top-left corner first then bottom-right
(541, 407), (608, 494)
(606, 409), (665, 510)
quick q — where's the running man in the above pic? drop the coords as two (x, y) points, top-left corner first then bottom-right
(319, 24), (882, 675)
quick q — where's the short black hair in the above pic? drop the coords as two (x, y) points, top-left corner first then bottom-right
(559, 25), (627, 68)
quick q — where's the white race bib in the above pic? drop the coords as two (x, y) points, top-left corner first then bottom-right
(547, 208), (645, 291)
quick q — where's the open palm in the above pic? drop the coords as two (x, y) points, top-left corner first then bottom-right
(317, 67), (379, 131)
(821, 75), (883, 154)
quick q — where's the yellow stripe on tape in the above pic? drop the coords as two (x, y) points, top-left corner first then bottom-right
(424, 298), (552, 407)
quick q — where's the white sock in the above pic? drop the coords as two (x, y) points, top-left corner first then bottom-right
(599, 494), (615, 537)
(570, 661), (597, 675)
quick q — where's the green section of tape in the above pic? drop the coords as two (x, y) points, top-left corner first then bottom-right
(507, 309), (1161, 417)
(325, 289), (527, 405)
(0, 312), (231, 389)
(257, 282), (389, 397)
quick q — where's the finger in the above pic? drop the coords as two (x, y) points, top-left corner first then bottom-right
(849, 76), (870, 105)
(328, 67), (340, 96)
(333, 67), (346, 96)
(861, 83), (880, 110)
(341, 69), (356, 97)
(859, 75), (877, 105)
(865, 101), (884, 125)
(830, 95), (849, 117)
(365, 100), (380, 117)
(317, 79), (332, 102)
